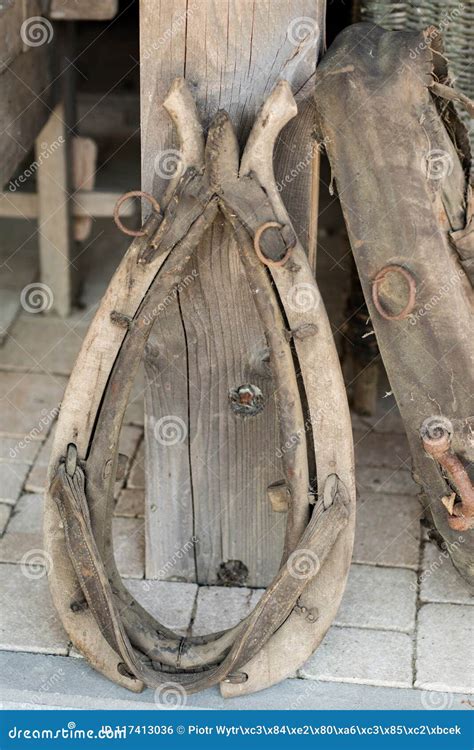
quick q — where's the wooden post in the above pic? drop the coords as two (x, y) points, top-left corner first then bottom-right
(140, 0), (324, 586)
(35, 103), (73, 317)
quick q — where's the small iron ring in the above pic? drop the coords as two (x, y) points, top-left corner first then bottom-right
(113, 191), (161, 237)
(254, 221), (294, 267)
(372, 264), (417, 321)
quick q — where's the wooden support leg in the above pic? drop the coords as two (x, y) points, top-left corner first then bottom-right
(35, 103), (73, 317)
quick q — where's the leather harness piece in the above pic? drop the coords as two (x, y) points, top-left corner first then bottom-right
(314, 24), (474, 583)
(45, 79), (356, 697)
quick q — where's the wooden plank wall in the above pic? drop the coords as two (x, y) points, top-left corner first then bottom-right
(141, 0), (324, 586)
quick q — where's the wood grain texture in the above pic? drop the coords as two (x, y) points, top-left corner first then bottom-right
(140, 0), (324, 585)
(0, 43), (51, 188)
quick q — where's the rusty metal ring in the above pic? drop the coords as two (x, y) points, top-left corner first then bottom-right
(253, 221), (294, 267)
(372, 264), (417, 321)
(113, 191), (161, 237)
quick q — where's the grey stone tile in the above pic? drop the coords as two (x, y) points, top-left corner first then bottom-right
(192, 586), (264, 636)
(420, 542), (474, 606)
(353, 430), (411, 469)
(0, 289), (20, 344)
(0, 494), (43, 563)
(0, 563), (68, 655)
(0, 436), (41, 463)
(356, 466), (418, 496)
(115, 489), (144, 518)
(300, 626), (413, 688)
(0, 317), (87, 376)
(415, 603), (474, 693)
(353, 492), (422, 569)
(24, 428), (56, 493)
(0, 504), (12, 535)
(0, 462), (31, 504)
(335, 565), (417, 633)
(0, 371), (66, 439)
(124, 579), (197, 633)
(112, 517), (144, 579)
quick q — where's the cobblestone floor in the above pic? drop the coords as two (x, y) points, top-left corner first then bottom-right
(0, 221), (472, 711)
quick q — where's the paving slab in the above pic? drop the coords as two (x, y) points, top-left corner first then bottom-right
(0, 564), (68, 655)
(0, 503), (12, 534)
(112, 517), (145, 579)
(0, 317), (87, 376)
(300, 626), (414, 689)
(0, 462), (30, 504)
(115, 488), (144, 518)
(0, 494), (43, 563)
(420, 542), (474, 606)
(0, 371), (66, 439)
(24, 428), (56, 493)
(192, 586), (264, 636)
(415, 603), (474, 694)
(0, 652), (469, 711)
(353, 430), (411, 469)
(335, 565), (417, 633)
(124, 579), (197, 633)
(0, 289), (20, 344)
(353, 492), (421, 569)
(355, 466), (418, 496)
(0, 436), (41, 463)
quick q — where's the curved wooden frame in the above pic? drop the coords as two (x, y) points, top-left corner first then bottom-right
(45, 80), (355, 697)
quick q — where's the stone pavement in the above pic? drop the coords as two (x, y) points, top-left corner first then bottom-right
(0, 222), (472, 711)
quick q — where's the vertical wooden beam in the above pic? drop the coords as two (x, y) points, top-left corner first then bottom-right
(36, 103), (72, 317)
(141, 0), (324, 585)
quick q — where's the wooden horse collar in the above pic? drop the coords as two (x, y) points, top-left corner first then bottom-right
(45, 79), (355, 698)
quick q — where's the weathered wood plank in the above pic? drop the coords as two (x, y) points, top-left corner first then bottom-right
(35, 103), (72, 317)
(49, 0), (118, 21)
(0, 44), (51, 188)
(141, 0), (324, 585)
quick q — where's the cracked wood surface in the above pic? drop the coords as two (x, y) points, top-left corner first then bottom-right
(140, 0), (324, 586)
